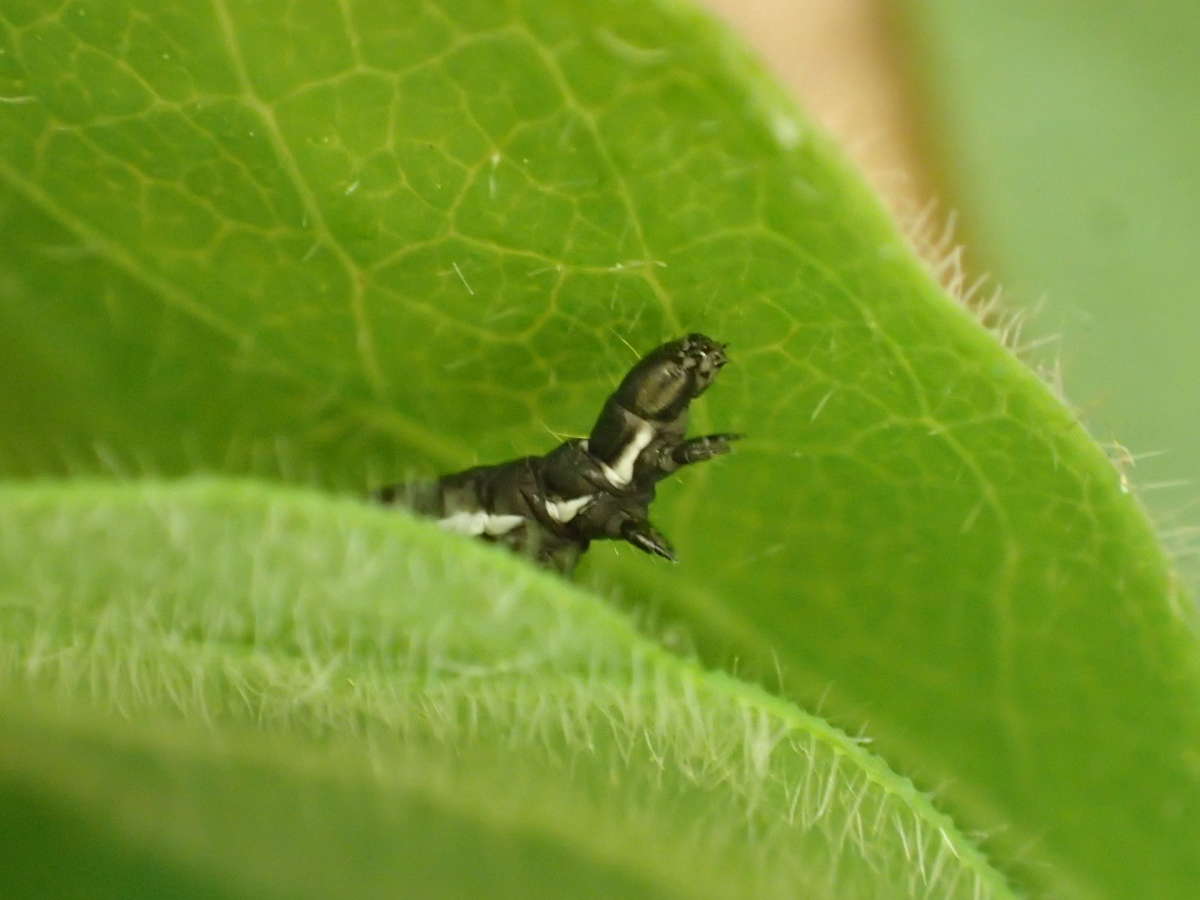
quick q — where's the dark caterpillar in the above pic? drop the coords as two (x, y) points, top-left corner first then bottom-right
(374, 334), (739, 573)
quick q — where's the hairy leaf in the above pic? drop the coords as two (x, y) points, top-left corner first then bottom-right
(0, 480), (1012, 899)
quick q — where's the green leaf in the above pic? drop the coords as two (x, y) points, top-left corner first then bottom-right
(0, 479), (1012, 899)
(1, 711), (682, 900)
(1, 0), (1197, 896)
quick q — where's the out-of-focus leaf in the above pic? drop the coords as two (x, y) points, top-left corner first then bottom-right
(0, 479), (1012, 899)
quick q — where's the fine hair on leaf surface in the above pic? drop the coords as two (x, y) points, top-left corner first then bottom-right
(0, 479), (1014, 900)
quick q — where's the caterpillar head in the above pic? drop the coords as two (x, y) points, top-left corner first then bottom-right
(614, 333), (729, 421)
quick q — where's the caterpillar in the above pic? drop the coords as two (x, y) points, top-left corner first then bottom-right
(374, 334), (739, 573)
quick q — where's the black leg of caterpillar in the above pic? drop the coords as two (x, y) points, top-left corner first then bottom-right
(620, 518), (676, 562)
(671, 433), (743, 466)
(538, 539), (587, 575)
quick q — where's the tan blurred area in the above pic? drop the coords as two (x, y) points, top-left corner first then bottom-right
(701, 0), (937, 223)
